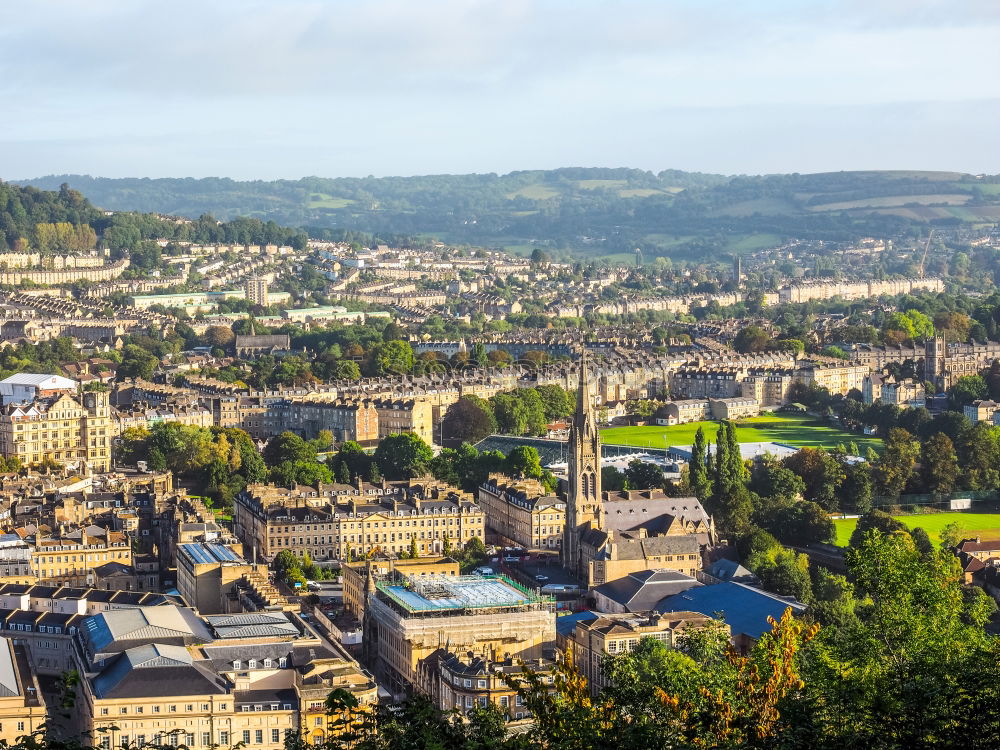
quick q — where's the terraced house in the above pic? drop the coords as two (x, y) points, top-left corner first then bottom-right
(233, 479), (484, 562)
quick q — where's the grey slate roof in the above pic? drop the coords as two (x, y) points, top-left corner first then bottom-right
(594, 569), (702, 612)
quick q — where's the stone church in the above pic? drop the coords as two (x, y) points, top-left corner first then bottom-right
(562, 353), (714, 588)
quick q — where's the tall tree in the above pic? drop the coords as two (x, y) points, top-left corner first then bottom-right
(921, 432), (960, 497)
(873, 427), (919, 499)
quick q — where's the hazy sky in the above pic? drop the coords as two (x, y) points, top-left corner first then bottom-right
(2, 0), (999, 179)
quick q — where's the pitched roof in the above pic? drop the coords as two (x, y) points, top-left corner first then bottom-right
(594, 569), (701, 612)
(657, 582), (805, 639)
(92, 644), (225, 699)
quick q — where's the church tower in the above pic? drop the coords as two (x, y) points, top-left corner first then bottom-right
(563, 351), (602, 578)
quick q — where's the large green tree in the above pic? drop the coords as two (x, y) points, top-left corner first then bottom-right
(374, 432), (434, 479)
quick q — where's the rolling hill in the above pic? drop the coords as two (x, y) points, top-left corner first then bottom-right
(17, 168), (1000, 261)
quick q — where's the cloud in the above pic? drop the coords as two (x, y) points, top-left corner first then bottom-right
(0, 0), (998, 177)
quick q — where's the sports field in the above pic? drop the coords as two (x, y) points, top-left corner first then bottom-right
(601, 414), (880, 453)
(834, 511), (1000, 547)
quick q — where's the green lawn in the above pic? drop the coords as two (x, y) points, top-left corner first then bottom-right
(307, 194), (354, 209)
(601, 414), (879, 453)
(834, 511), (1000, 547)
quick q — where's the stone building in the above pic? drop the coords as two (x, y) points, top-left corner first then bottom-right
(477, 474), (565, 551)
(0, 389), (112, 472)
(233, 478), (484, 563)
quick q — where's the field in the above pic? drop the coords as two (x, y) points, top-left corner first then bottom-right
(307, 193), (354, 209)
(601, 414), (880, 453)
(834, 511), (1000, 547)
(505, 184), (560, 200)
(808, 194), (970, 212)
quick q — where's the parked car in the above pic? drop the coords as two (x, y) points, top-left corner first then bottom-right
(534, 574), (550, 582)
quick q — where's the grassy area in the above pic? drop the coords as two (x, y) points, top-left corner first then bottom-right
(307, 193), (354, 209)
(809, 194), (970, 212)
(725, 233), (782, 253)
(601, 414), (880, 453)
(834, 511), (1000, 547)
(505, 184), (560, 200)
(575, 179), (627, 190)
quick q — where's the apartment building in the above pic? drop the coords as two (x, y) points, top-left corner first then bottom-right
(366, 571), (555, 693)
(341, 557), (459, 619)
(0, 389), (112, 471)
(233, 479), (484, 563)
(372, 398), (435, 444)
(477, 474), (565, 550)
(560, 611), (716, 694)
(32, 525), (132, 587)
(70, 606), (376, 750)
(0, 637), (45, 742)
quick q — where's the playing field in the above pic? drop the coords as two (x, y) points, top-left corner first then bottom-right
(834, 511), (1000, 547)
(601, 414), (880, 453)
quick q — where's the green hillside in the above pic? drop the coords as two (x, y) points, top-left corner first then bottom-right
(17, 168), (1000, 261)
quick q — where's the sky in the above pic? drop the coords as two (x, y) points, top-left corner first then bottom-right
(2, 0), (999, 180)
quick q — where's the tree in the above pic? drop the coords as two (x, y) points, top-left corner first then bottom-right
(733, 325), (770, 353)
(921, 432), (960, 497)
(506, 445), (543, 480)
(623, 459), (664, 490)
(601, 465), (626, 492)
(116, 344), (159, 380)
(841, 461), (874, 514)
(873, 428), (919, 499)
(957, 422), (1000, 491)
(848, 509), (907, 547)
(688, 425), (711, 501)
(534, 384), (573, 420)
(333, 360), (361, 379)
(374, 433), (434, 479)
(204, 325), (235, 350)
(782, 447), (845, 511)
(441, 395), (496, 447)
(949, 374), (989, 409)
(371, 339), (414, 376)
(263, 431), (315, 466)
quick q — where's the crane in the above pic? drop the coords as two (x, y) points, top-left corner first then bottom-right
(918, 229), (935, 279)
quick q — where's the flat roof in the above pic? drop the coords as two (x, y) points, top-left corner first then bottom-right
(178, 543), (245, 565)
(378, 574), (544, 613)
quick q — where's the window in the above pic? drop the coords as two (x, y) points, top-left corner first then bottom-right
(242, 731), (251, 745)
(219, 732), (229, 745)
(477, 679), (487, 688)
(153, 706), (161, 713)
(201, 704), (209, 712)
(202, 732), (211, 746)
(248, 659), (257, 669)
(120, 707), (128, 714)
(185, 704), (193, 712)
(272, 730), (280, 743)
(233, 660), (241, 669)
(278, 657), (287, 668)
(17, 722), (25, 732)
(100, 708), (109, 716)
(463, 679), (472, 687)
(255, 730), (263, 744)
(169, 705), (177, 713)
(263, 659), (272, 668)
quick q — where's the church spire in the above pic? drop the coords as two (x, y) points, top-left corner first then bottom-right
(563, 347), (602, 581)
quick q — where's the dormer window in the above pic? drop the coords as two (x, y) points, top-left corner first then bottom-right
(263, 659), (272, 668)
(233, 660), (241, 669)
(248, 659), (256, 669)
(278, 657), (287, 668)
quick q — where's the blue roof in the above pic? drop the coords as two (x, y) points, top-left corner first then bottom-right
(656, 582), (804, 639)
(179, 543), (244, 564)
(555, 610), (602, 638)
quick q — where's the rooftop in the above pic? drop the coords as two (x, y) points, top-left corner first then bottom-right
(377, 574), (546, 614)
